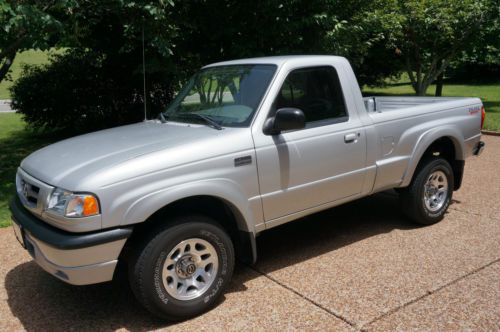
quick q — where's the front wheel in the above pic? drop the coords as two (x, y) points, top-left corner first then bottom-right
(400, 158), (454, 225)
(128, 216), (235, 320)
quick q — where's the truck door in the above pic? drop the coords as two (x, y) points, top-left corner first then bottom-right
(253, 65), (367, 222)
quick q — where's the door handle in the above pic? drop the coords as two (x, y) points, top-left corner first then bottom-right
(344, 133), (358, 143)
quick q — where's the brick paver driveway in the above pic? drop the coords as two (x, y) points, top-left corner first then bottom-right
(1, 136), (498, 331)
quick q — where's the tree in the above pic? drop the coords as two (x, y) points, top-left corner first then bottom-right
(322, 1), (404, 87)
(9, 0), (406, 132)
(11, 0), (180, 132)
(62, 0), (179, 115)
(0, 0), (67, 83)
(16, 0), (497, 133)
(372, 0), (497, 96)
(168, 0), (401, 87)
(168, 1), (339, 72)
(448, 6), (500, 84)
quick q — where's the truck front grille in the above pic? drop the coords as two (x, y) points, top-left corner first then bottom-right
(15, 168), (55, 217)
(23, 181), (40, 205)
(16, 172), (41, 209)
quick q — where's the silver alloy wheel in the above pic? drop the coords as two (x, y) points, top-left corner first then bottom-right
(423, 170), (448, 212)
(162, 238), (219, 301)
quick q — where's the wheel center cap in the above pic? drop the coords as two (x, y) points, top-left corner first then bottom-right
(176, 256), (197, 278)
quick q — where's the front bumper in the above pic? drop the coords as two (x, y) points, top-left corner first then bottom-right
(10, 197), (133, 285)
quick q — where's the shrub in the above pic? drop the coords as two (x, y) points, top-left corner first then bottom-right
(447, 63), (500, 82)
(10, 49), (175, 134)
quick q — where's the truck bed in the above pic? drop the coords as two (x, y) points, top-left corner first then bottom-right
(360, 95), (482, 194)
(363, 96), (477, 113)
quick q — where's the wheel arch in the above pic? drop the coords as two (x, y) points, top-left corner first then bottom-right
(401, 128), (465, 190)
(123, 191), (258, 264)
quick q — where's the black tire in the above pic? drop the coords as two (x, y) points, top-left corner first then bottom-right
(128, 215), (235, 320)
(400, 158), (454, 225)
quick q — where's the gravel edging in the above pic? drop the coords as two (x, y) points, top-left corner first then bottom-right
(481, 130), (500, 136)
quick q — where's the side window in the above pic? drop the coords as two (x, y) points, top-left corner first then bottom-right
(273, 66), (348, 126)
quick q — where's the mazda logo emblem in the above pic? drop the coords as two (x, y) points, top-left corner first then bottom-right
(186, 264), (196, 275)
(22, 182), (29, 199)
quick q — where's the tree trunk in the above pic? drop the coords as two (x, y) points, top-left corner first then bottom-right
(407, 64), (428, 96)
(0, 52), (16, 83)
(435, 70), (444, 96)
(415, 82), (427, 96)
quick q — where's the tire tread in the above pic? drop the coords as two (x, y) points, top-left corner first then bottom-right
(400, 157), (454, 225)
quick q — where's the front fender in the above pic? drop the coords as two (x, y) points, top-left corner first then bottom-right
(120, 179), (261, 233)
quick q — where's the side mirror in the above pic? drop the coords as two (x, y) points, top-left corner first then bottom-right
(263, 108), (305, 135)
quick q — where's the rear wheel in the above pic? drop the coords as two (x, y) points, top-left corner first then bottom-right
(128, 215), (235, 320)
(400, 158), (454, 225)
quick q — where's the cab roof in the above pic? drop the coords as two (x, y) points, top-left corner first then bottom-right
(203, 55), (347, 68)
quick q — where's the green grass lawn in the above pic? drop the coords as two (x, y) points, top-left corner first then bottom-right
(0, 113), (57, 227)
(363, 80), (500, 131)
(0, 50), (53, 99)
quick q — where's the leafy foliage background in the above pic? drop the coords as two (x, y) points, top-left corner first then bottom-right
(2, 0), (498, 133)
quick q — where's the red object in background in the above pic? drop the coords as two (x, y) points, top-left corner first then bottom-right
(481, 106), (486, 129)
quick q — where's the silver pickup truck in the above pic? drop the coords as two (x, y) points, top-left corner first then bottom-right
(10, 55), (485, 320)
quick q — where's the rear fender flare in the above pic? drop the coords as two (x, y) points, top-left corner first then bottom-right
(401, 126), (464, 187)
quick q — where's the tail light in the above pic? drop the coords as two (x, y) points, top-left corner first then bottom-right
(481, 106), (486, 130)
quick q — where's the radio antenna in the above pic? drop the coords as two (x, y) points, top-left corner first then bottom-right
(142, 23), (147, 121)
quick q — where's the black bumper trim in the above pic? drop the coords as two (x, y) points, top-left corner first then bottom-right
(10, 197), (133, 250)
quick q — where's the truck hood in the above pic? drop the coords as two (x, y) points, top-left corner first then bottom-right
(21, 121), (243, 189)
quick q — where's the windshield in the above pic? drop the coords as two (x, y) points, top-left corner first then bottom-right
(164, 64), (277, 128)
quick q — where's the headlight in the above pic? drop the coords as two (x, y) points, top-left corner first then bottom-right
(47, 188), (100, 218)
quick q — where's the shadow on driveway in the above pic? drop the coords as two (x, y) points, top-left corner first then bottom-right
(5, 191), (421, 330)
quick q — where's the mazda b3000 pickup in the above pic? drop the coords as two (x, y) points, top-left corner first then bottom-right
(10, 55), (485, 319)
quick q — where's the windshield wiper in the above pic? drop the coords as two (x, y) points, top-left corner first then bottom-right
(174, 113), (223, 130)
